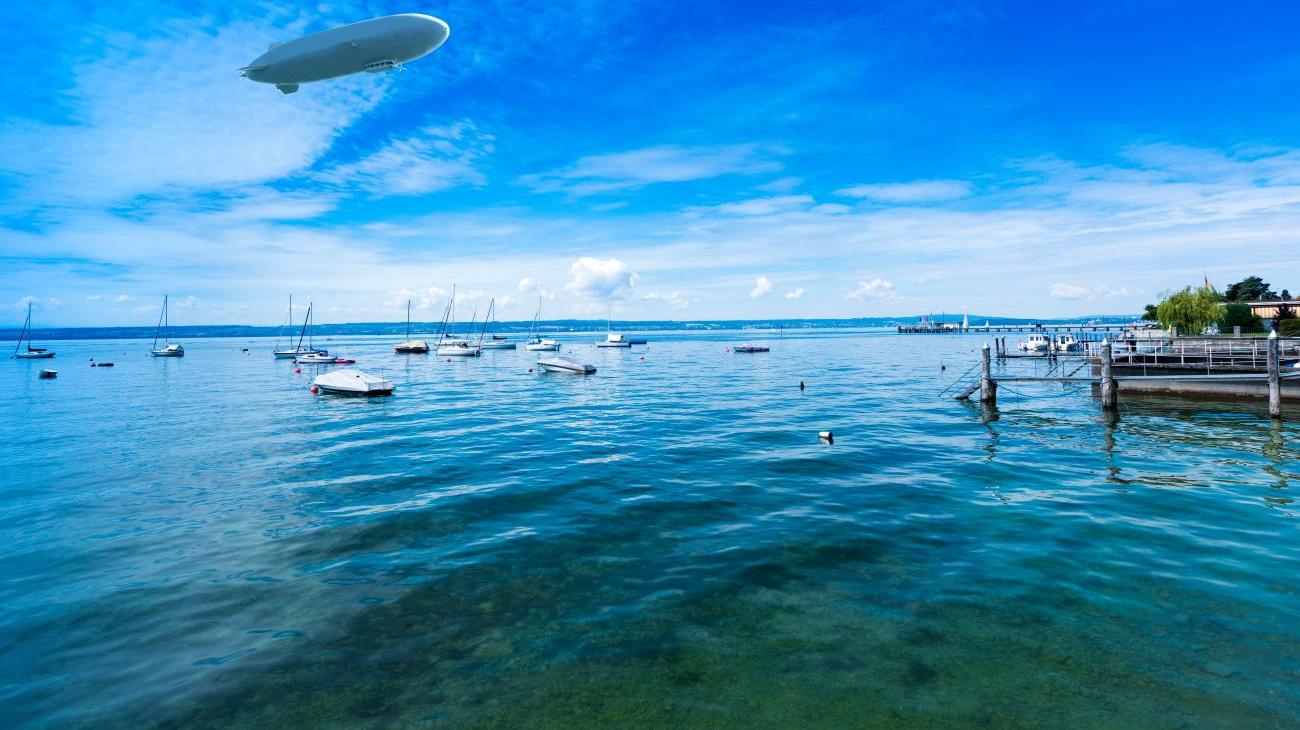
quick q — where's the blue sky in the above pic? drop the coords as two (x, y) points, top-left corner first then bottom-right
(3, 0), (1299, 325)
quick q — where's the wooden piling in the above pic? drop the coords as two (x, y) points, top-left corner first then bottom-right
(980, 342), (997, 405)
(1268, 331), (1281, 419)
(1100, 338), (1117, 411)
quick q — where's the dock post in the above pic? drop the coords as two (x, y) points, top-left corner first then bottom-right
(1268, 330), (1281, 419)
(980, 342), (997, 405)
(1100, 338), (1118, 411)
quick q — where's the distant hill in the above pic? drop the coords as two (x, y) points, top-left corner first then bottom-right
(1, 314), (1142, 342)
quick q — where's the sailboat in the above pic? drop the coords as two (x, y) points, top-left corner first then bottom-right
(435, 287), (481, 357)
(596, 301), (631, 347)
(287, 302), (329, 361)
(273, 295), (327, 358)
(12, 302), (54, 359)
(479, 298), (516, 349)
(394, 299), (429, 353)
(523, 296), (560, 351)
(149, 295), (185, 357)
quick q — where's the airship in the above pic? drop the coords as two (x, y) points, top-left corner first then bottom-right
(240, 13), (450, 94)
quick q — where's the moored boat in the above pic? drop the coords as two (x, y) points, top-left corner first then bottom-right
(39, 369), (57, 379)
(12, 303), (55, 359)
(733, 345), (769, 353)
(313, 368), (394, 396)
(394, 299), (429, 353)
(273, 295), (328, 358)
(537, 357), (596, 374)
(1018, 334), (1051, 353)
(523, 296), (560, 351)
(149, 295), (185, 357)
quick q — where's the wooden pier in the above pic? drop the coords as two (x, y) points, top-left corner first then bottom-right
(899, 322), (1153, 334)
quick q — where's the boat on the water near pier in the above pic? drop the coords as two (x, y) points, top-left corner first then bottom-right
(313, 369), (394, 396)
(1054, 334), (1082, 353)
(1019, 334), (1051, 353)
(733, 345), (769, 353)
(537, 357), (596, 374)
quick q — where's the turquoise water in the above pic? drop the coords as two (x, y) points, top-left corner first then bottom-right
(2, 331), (1298, 727)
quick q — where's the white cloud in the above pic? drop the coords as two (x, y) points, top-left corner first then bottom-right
(564, 257), (639, 300)
(518, 277), (554, 300)
(1049, 283), (1143, 301)
(750, 276), (774, 298)
(694, 195), (815, 217)
(756, 176), (803, 193)
(520, 144), (782, 196)
(785, 287), (806, 300)
(835, 180), (973, 203)
(114, 294), (131, 302)
(314, 120), (492, 196)
(847, 278), (899, 301)
(1048, 283), (1092, 300)
(387, 286), (451, 311)
(642, 291), (692, 310)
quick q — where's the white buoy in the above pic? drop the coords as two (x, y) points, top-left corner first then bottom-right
(819, 431), (833, 442)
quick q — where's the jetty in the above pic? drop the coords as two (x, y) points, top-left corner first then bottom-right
(949, 333), (1300, 418)
(899, 321), (1152, 335)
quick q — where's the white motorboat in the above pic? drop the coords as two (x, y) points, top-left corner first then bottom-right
(149, 295), (185, 357)
(394, 299), (429, 353)
(437, 341), (481, 357)
(313, 368), (394, 396)
(1018, 334), (1051, 353)
(12, 303), (55, 359)
(481, 338), (516, 350)
(537, 357), (595, 374)
(1053, 334), (1082, 353)
(295, 352), (340, 364)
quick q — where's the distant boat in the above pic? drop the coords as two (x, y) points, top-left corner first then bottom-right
(1054, 334), (1082, 353)
(276, 300), (328, 359)
(12, 303), (54, 359)
(733, 345), (769, 353)
(295, 351), (340, 364)
(273, 295), (327, 358)
(394, 299), (429, 353)
(479, 299), (516, 349)
(39, 369), (57, 379)
(537, 357), (595, 374)
(625, 337), (648, 345)
(434, 286), (481, 357)
(149, 295), (185, 357)
(595, 302), (631, 347)
(523, 296), (560, 351)
(313, 369), (394, 396)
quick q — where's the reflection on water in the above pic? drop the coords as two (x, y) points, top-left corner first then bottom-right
(0, 331), (1298, 727)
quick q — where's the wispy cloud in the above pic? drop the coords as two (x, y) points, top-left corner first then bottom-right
(520, 144), (782, 197)
(785, 287), (806, 299)
(314, 120), (492, 196)
(750, 276), (773, 298)
(642, 291), (692, 310)
(835, 180), (973, 203)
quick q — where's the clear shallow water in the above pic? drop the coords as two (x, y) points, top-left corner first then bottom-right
(2, 331), (1298, 728)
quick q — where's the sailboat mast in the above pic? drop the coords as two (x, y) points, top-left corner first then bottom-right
(153, 295), (166, 349)
(295, 303), (311, 352)
(406, 299), (412, 340)
(15, 303), (30, 353)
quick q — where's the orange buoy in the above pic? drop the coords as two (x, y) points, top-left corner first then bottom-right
(310, 385), (319, 394)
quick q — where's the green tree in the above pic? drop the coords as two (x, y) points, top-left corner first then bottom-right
(1141, 303), (1159, 321)
(1278, 301), (1297, 321)
(1156, 286), (1223, 335)
(1218, 302), (1262, 332)
(1223, 275), (1276, 302)
(1282, 289), (1293, 300)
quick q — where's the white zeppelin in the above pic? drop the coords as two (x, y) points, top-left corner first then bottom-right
(240, 13), (450, 94)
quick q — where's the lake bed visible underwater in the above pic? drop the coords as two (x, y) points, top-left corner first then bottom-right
(2, 330), (1298, 727)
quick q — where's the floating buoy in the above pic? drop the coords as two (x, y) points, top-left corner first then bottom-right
(310, 385), (319, 394)
(800, 380), (805, 391)
(528, 368), (534, 373)
(819, 431), (833, 443)
(940, 362), (946, 371)
(725, 348), (730, 353)
(294, 367), (301, 374)
(640, 356), (644, 360)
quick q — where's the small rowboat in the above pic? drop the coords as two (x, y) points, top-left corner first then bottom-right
(537, 357), (596, 374)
